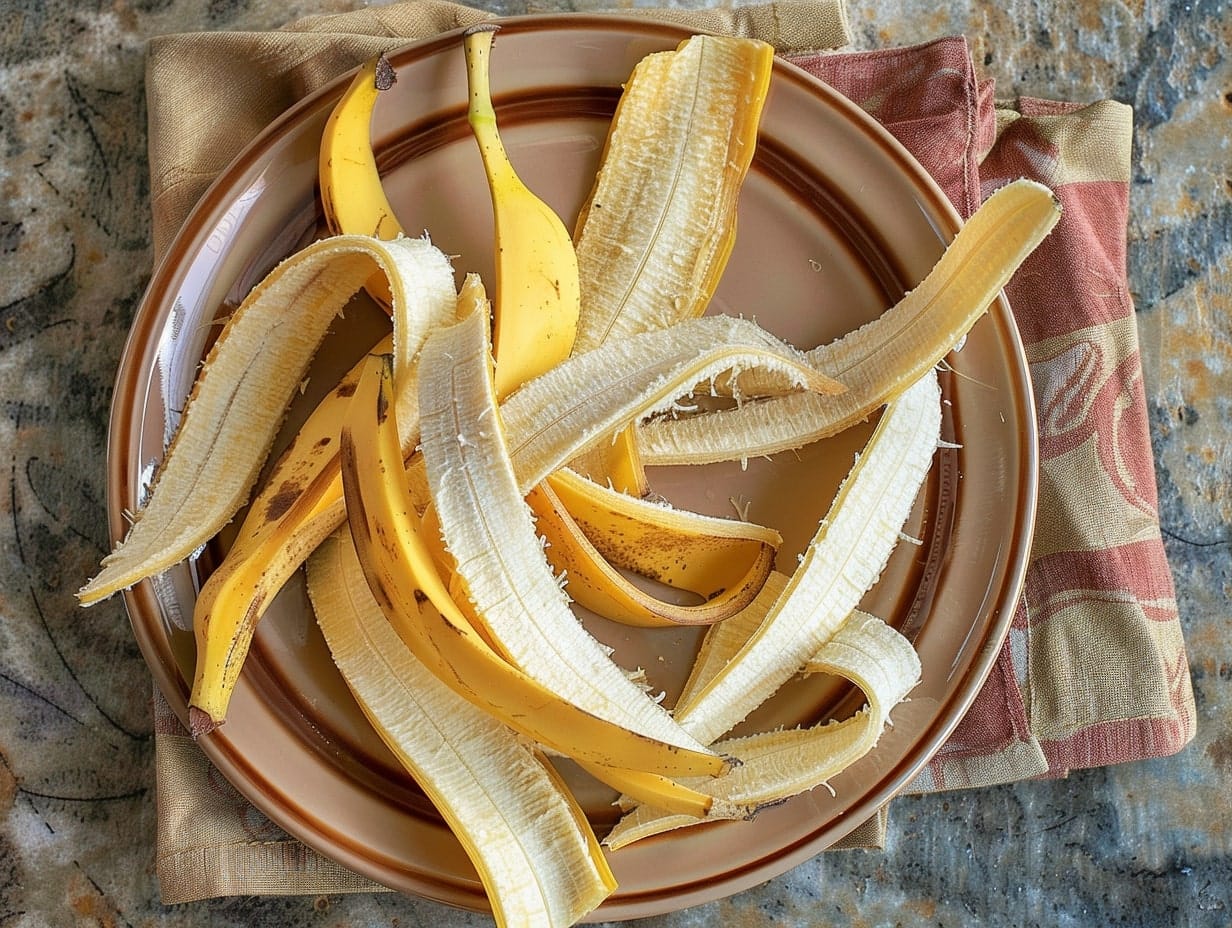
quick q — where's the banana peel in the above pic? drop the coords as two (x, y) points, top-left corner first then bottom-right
(308, 527), (616, 924)
(78, 233), (455, 606)
(462, 24), (581, 399)
(319, 53), (402, 307)
(341, 350), (725, 778)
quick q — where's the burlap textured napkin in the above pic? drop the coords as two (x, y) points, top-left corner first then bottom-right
(143, 0), (1195, 904)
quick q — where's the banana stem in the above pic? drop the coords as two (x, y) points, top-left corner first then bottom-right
(463, 25), (517, 192)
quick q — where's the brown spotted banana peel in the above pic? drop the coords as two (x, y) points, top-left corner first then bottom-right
(186, 277), (481, 736)
(462, 24), (581, 400)
(307, 528), (616, 925)
(341, 350), (725, 779)
(77, 233), (456, 607)
(527, 474), (778, 628)
(637, 178), (1062, 466)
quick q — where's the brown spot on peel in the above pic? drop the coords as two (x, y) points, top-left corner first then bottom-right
(264, 481), (303, 522)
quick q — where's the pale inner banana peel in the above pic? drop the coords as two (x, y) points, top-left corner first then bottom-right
(417, 308), (714, 758)
(570, 33), (773, 493)
(308, 527), (616, 922)
(572, 33), (774, 353)
(78, 233), (455, 606)
(605, 609), (922, 849)
(638, 178), (1062, 466)
(673, 372), (942, 747)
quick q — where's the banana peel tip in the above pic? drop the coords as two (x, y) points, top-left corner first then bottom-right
(374, 54), (396, 92)
(189, 705), (223, 739)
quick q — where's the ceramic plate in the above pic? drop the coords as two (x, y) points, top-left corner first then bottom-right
(111, 15), (1036, 920)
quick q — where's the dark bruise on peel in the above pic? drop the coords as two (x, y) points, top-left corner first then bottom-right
(263, 481), (303, 523)
(375, 383), (390, 424)
(340, 436), (370, 539)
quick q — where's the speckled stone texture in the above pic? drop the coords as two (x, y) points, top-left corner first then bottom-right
(1, 0), (1228, 925)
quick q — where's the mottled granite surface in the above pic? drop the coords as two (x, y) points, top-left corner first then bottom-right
(1, 0), (1228, 925)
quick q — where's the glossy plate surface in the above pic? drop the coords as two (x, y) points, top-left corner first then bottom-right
(111, 15), (1036, 919)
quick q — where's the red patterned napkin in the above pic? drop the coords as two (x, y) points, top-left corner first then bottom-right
(793, 37), (1195, 791)
(144, 4), (1195, 902)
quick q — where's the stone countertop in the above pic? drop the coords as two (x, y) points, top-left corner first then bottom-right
(1, 1), (1228, 925)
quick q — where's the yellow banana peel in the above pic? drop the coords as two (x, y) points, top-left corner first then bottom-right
(319, 53), (402, 307)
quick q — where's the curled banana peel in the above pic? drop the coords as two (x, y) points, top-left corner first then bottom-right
(674, 373), (943, 746)
(319, 53), (402, 308)
(307, 528), (616, 924)
(341, 350), (725, 779)
(492, 310), (837, 626)
(638, 178), (1064, 466)
(602, 389), (935, 838)
(605, 609), (922, 849)
(570, 33), (773, 493)
(77, 233), (455, 607)
(527, 475), (778, 629)
(607, 375), (940, 846)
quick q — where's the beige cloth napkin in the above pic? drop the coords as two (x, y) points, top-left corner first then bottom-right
(143, 0), (1194, 905)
